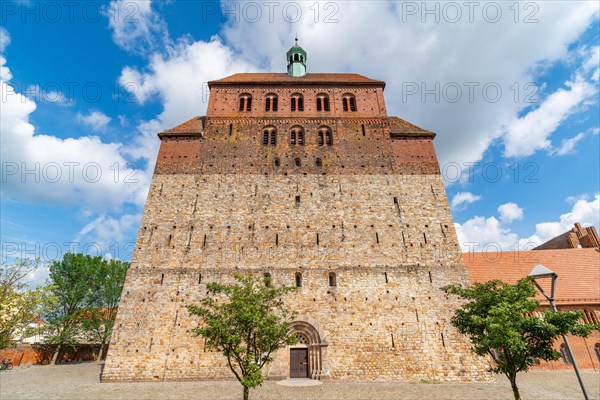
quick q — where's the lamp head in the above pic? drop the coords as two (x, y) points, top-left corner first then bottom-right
(528, 264), (557, 279)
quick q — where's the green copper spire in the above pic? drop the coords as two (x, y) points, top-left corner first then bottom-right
(286, 37), (307, 77)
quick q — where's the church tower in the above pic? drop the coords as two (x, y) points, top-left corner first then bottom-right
(287, 38), (307, 77)
(102, 42), (487, 382)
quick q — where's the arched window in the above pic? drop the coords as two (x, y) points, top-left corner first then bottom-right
(560, 344), (573, 364)
(315, 158), (322, 168)
(294, 157), (301, 167)
(262, 126), (276, 146)
(317, 126), (333, 147)
(290, 126), (304, 146)
(294, 54), (299, 61)
(342, 93), (357, 112)
(295, 272), (302, 288)
(595, 343), (600, 363)
(316, 94), (330, 112)
(265, 93), (278, 112)
(291, 93), (304, 112)
(328, 272), (337, 287)
(239, 93), (252, 112)
(263, 272), (272, 287)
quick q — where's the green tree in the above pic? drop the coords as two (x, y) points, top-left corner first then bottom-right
(443, 278), (597, 400)
(0, 258), (51, 349)
(79, 259), (129, 360)
(45, 253), (105, 364)
(187, 274), (298, 400)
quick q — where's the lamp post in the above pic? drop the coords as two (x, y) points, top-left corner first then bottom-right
(528, 265), (589, 400)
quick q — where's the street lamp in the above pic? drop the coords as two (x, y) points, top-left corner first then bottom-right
(528, 265), (589, 400)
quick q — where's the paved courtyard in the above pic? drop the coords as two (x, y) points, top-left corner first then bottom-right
(0, 362), (598, 400)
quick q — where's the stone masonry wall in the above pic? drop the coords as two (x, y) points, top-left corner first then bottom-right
(102, 173), (488, 382)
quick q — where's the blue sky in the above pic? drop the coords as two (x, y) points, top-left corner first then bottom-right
(1, 1), (599, 283)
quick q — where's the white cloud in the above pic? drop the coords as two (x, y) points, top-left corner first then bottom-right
(550, 132), (586, 156)
(118, 36), (255, 132)
(498, 202), (524, 223)
(455, 216), (519, 252)
(107, 1), (599, 170)
(523, 194), (600, 245)
(24, 84), (74, 107)
(217, 1), (599, 168)
(503, 76), (596, 158)
(0, 26), (10, 53)
(105, 0), (170, 56)
(75, 213), (142, 256)
(76, 110), (111, 132)
(455, 194), (599, 251)
(451, 192), (482, 210)
(549, 126), (599, 156)
(0, 42), (150, 213)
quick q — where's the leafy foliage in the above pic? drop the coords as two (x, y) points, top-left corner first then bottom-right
(77, 259), (128, 360)
(187, 274), (298, 400)
(443, 278), (597, 400)
(0, 258), (52, 349)
(44, 253), (129, 363)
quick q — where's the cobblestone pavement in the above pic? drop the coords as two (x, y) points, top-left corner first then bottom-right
(1, 362), (598, 400)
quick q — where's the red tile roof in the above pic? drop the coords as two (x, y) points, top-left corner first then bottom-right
(209, 73), (385, 87)
(388, 116), (435, 138)
(463, 248), (600, 305)
(158, 117), (204, 138)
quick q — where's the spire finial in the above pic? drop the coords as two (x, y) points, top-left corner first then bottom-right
(295, 35), (298, 46)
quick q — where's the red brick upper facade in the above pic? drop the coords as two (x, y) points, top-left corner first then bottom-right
(155, 64), (440, 177)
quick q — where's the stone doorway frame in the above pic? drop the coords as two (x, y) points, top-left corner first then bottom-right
(289, 317), (330, 380)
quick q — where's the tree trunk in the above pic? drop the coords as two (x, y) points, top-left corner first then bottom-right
(509, 375), (520, 400)
(97, 343), (105, 361)
(51, 344), (61, 365)
(243, 386), (249, 400)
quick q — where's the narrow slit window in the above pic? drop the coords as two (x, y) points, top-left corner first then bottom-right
(328, 272), (337, 287)
(295, 272), (302, 288)
(263, 273), (272, 287)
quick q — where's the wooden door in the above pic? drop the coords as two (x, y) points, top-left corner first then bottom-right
(289, 348), (308, 378)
